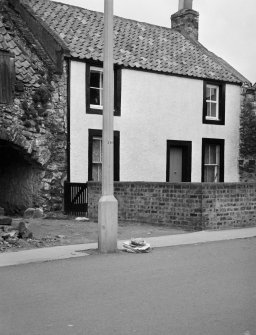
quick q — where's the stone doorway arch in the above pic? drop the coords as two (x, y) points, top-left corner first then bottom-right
(0, 133), (43, 215)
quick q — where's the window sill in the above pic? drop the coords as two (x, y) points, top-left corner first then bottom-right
(87, 107), (103, 115)
(205, 116), (219, 121)
(86, 108), (121, 116)
(203, 118), (225, 125)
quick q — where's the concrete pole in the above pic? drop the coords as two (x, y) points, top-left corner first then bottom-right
(98, 0), (118, 253)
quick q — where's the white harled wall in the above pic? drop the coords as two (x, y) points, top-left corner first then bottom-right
(70, 60), (240, 183)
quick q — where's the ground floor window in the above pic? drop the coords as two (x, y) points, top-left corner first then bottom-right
(88, 129), (120, 181)
(92, 136), (102, 181)
(202, 138), (224, 182)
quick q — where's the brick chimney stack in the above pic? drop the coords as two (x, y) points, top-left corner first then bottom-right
(171, 0), (199, 40)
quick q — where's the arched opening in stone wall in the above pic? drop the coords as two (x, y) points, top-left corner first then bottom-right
(0, 139), (43, 215)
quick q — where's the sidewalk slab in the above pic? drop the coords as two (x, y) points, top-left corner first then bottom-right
(0, 243), (97, 267)
(142, 227), (256, 248)
(0, 227), (256, 267)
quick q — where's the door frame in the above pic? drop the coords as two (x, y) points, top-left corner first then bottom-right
(166, 140), (192, 182)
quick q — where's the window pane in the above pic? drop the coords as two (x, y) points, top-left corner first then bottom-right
(206, 87), (210, 100)
(209, 145), (216, 164)
(92, 165), (98, 181)
(206, 102), (211, 117)
(204, 166), (215, 182)
(92, 138), (102, 163)
(215, 166), (219, 182)
(204, 166), (219, 182)
(216, 145), (220, 165)
(205, 144), (210, 164)
(90, 71), (101, 88)
(210, 88), (217, 101)
(90, 88), (101, 105)
(92, 164), (102, 181)
(211, 103), (217, 117)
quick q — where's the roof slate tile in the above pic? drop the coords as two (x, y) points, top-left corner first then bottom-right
(21, 0), (249, 84)
(0, 4), (59, 86)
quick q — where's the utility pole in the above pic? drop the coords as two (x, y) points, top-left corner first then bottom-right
(98, 0), (118, 253)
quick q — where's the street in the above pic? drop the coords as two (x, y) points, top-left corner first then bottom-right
(0, 238), (255, 335)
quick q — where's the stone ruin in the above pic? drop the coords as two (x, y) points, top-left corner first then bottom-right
(0, 1), (68, 215)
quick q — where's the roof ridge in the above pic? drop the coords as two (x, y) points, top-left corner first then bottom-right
(52, 0), (176, 32)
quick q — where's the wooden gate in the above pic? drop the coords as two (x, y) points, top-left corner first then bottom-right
(64, 182), (88, 216)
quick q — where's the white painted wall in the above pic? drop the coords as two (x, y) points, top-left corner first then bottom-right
(70, 61), (241, 183)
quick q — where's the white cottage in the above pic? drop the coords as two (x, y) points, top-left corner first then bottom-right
(25, 0), (248, 185)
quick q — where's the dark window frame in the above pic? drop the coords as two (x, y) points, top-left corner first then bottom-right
(201, 138), (225, 182)
(202, 81), (226, 125)
(0, 51), (15, 104)
(88, 129), (120, 181)
(86, 64), (121, 116)
(166, 140), (192, 182)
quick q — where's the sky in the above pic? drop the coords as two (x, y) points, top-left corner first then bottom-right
(56, 0), (256, 84)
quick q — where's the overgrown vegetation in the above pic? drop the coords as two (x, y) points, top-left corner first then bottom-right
(240, 101), (256, 157)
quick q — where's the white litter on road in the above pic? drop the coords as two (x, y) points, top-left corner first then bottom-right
(123, 238), (151, 253)
(75, 217), (89, 222)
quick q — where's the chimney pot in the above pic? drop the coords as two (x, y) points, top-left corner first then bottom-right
(179, 0), (193, 10)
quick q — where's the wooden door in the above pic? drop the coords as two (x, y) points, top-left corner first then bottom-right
(169, 147), (183, 182)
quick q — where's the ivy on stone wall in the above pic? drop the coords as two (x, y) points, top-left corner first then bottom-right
(21, 83), (53, 132)
(240, 100), (256, 157)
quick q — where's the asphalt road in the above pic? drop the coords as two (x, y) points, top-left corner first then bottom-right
(0, 238), (255, 335)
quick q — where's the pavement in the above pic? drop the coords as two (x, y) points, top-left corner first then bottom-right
(0, 227), (256, 267)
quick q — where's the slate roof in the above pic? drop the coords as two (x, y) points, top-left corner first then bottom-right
(0, 13), (38, 85)
(0, 2), (56, 86)
(20, 0), (250, 84)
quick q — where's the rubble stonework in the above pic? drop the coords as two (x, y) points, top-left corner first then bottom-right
(0, 3), (68, 214)
(239, 84), (256, 181)
(171, 8), (199, 40)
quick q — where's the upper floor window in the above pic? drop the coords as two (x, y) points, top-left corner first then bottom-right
(0, 51), (15, 104)
(203, 81), (225, 125)
(90, 67), (103, 110)
(86, 64), (121, 116)
(206, 84), (219, 120)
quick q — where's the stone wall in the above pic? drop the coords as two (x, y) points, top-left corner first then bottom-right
(0, 4), (68, 213)
(0, 62), (68, 213)
(88, 182), (256, 230)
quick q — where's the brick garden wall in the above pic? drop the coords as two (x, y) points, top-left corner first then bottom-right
(88, 182), (256, 230)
